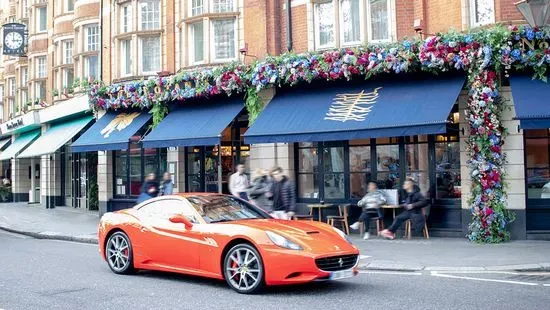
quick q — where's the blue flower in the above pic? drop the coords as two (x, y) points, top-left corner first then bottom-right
(536, 31), (544, 39)
(511, 49), (522, 60)
(464, 35), (473, 44)
(515, 35), (521, 41)
(403, 41), (412, 50)
(526, 28), (535, 41)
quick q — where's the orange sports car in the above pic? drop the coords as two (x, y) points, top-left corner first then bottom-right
(98, 193), (360, 294)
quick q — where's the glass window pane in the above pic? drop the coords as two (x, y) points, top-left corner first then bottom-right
(527, 169), (550, 199)
(407, 171), (430, 197)
(436, 141), (460, 170)
(349, 139), (370, 146)
(190, 22), (204, 63)
(298, 174), (319, 199)
(121, 39), (132, 75)
(526, 138), (549, 169)
(115, 150), (128, 196)
(191, 0), (203, 16)
(141, 36), (161, 73)
(525, 129), (549, 138)
(369, 0), (389, 41)
(298, 148), (318, 173)
(405, 143), (429, 171)
(129, 147), (142, 196)
(349, 146), (370, 172)
(299, 142), (317, 148)
(144, 148), (158, 175)
(204, 151), (219, 193)
(377, 172), (399, 190)
(473, 0), (495, 25)
(212, 19), (236, 60)
(140, 0), (160, 30)
(377, 144), (399, 172)
(341, 0), (360, 44)
(324, 173), (345, 199)
(323, 147), (344, 173)
(316, 2), (335, 47)
(436, 170), (461, 199)
(350, 172), (371, 199)
(212, 0), (234, 13)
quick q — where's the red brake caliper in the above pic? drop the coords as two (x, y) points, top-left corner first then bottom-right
(231, 260), (239, 281)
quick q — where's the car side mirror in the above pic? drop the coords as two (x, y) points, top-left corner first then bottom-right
(169, 214), (193, 229)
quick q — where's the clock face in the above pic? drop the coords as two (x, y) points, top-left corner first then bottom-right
(5, 31), (24, 50)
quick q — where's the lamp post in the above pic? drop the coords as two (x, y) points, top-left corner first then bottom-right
(515, 0), (550, 27)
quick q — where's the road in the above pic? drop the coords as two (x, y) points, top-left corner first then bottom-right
(1, 230), (549, 310)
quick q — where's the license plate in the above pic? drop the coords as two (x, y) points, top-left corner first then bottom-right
(330, 269), (354, 280)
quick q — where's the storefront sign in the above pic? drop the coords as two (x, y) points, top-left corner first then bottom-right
(0, 111), (40, 136)
(2, 23), (27, 56)
(38, 94), (91, 123)
(325, 87), (382, 122)
(5, 118), (23, 130)
(520, 38), (550, 51)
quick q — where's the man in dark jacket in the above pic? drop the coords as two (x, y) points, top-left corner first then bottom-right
(380, 178), (428, 240)
(270, 166), (296, 220)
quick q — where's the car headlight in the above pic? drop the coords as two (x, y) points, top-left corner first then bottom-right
(332, 227), (353, 244)
(266, 231), (303, 250)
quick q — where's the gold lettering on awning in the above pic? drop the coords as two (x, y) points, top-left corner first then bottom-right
(325, 87), (382, 122)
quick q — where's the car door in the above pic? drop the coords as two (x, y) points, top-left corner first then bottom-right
(138, 198), (202, 270)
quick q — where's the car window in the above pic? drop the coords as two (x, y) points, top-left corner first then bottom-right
(138, 199), (201, 223)
(186, 195), (269, 223)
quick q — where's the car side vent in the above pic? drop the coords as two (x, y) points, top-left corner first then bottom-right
(306, 231), (320, 234)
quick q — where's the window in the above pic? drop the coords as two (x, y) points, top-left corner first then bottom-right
(212, 0), (234, 13)
(349, 140), (371, 198)
(115, 150), (129, 196)
(86, 25), (100, 51)
(323, 143), (346, 199)
(140, 36), (161, 73)
(22, 0), (28, 18)
(139, 0), (160, 30)
(470, 0), (495, 27)
(368, 0), (391, 42)
(189, 22), (204, 63)
(376, 141), (400, 190)
(21, 90), (28, 107)
(63, 68), (74, 89)
(21, 67), (28, 85)
(66, 0), (74, 12)
(314, 1), (335, 49)
(186, 148), (202, 192)
(64, 41), (73, 64)
(36, 6), (47, 32)
(8, 98), (16, 116)
(525, 129), (550, 199)
(8, 78), (16, 96)
(187, 195), (268, 223)
(120, 39), (132, 76)
(405, 137), (429, 197)
(211, 19), (236, 61)
(35, 81), (46, 100)
(121, 5), (132, 33)
(190, 0), (204, 16)
(84, 55), (99, 79)
(435, 135), (461, 199)
(114, 147), (168, 198)
(36, 57), (47, 78)
(297, 143), (319, 199)
(340, 0), (361, 45)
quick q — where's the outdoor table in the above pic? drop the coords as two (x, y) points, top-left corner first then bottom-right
(381, 204), (401, 219)
(307, 204), (334, 222)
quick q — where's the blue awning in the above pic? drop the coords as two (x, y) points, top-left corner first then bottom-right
(18, 116), (93, 158)
(142, 100), (243, 148)
(71, 111), (151, 152)
(0, 130), (40, 160)
(510, 76), (550, 129)
(244, 76), (464, 144)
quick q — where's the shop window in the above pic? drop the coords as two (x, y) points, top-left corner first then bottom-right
(297, 143), (319, 199)
(204, 147), (220, 193)
(405, 142), (429, 197)
(525, 129), (550, 199)
(115, 150), (128, 196)
(349, 142), (371, 199)
(376, 144), (399, 190)
(323, 144), (346, 199)
(435, 136), (461, 199)
(187, 148), (202, 192)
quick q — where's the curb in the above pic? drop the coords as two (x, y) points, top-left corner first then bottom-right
(358, 263), (550, 272)
(0, 226), (98, 244)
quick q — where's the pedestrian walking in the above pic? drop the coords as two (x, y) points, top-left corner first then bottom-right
(248, 168), (273, 212)
(159, 172), (174, 196)
(136, 173), (160, 204)
(350, 181), (386, 239)
(270, 166), (296, 220)
(229, 163), (250, 201)
(380, 178), (428, 240)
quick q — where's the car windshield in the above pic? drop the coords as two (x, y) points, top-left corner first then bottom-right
(186, 195), (270, 223)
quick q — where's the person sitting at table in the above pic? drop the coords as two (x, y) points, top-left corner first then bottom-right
(380, 178), (428, 240)
(350, 182), (386, 240)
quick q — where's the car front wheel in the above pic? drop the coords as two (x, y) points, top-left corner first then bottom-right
(105, 231), (135, 274)
(223, 243), (264, 294)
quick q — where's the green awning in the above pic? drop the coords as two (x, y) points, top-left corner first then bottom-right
(0, 139), (10, 151)
(18, 116), (93, 158)
(0, 130), (40, 160)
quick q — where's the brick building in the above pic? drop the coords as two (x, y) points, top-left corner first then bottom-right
(1, 1), (549, 239)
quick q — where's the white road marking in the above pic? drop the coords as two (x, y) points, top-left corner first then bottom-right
(434, 270), (520, 275)
(543, 284), (550, 287)
(359, 255), (371, 259)
(431, 271), (539, 286)
(360, 271), (422, 276)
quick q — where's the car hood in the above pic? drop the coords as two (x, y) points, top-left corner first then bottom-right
(228, 219), (357, 254)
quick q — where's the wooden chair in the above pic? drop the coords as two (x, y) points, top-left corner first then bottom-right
(326, 204), (351, 235)
(292, 214), (314, 221)
(359, 217), (384, 237)
(404, 207), (430, 240)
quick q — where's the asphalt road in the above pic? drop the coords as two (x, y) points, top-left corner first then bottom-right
(1, 230), (549, 310)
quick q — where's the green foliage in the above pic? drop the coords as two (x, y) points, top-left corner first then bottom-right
(149, 101), (168, 129)
(245, 87), (263, 125)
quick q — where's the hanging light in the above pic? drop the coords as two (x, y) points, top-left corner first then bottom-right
(515, 0), (550, 28)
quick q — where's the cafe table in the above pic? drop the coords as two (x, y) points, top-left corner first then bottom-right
(381, 204), (401, 219)
(307, 203), (334, 222)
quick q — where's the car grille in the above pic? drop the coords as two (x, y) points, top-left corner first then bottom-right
(315, 254), (358, 272)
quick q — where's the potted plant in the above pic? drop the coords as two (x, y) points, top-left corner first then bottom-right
(52, 89), (59, 97)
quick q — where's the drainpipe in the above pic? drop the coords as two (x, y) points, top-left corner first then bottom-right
(98, 0), (103, 82)
(286, 0), (292, 52)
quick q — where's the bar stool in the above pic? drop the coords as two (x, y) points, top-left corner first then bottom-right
(327, 204), (351, 235)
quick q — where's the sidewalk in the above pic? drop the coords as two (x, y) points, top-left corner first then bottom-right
(1, 202), (549, 272)
(0, 202), (99, 244)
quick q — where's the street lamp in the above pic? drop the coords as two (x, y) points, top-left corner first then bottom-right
(515, 0), (550, 27)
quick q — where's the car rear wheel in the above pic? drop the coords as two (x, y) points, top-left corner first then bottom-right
(223, 243), (264, 294)
(106, 231), (134, 274)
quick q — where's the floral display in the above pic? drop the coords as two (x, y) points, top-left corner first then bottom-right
(86, 25), (550, 243)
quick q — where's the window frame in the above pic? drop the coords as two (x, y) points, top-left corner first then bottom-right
(36, 6), (47, 32)
(63, 68), (74, 89)
(63, 40), (74, 65)
(366, 0), (393, 43)
(65, 0), (74, 13)
(138, 0), (161, 31)
(469, 0), (496, 28)
(339, 0), (364, 47)
(138, 36), (162, 75)
(189, 21), (205, 65)
(210, 18), (238, 63)
(189, 0), (205, 17)
(211, 0), (234, 13)
(121, 4), (133, 33)
(120, 39), (133, 77)
(35, 80), (46, 100)
(313, 1), (336, 50)
(84, 55), (99, 79)
(36, 56), (47, 78)
(85, 24), (100, 52)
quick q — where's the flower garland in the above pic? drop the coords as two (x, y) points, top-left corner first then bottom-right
(86, 25), (550, 243)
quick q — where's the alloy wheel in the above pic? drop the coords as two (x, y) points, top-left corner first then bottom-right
(224, 244), (263, 293)
(106, 232), (133, 274)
